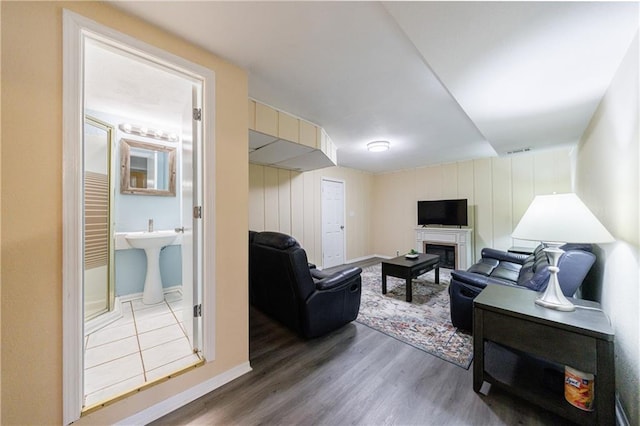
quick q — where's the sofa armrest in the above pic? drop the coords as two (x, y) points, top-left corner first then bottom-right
(481, 248), (530, 265)
(315, 266), (362, 291)
(449, 280), (484, 331)
(451, 270), (490, 288)
(556, 250), (596, 296)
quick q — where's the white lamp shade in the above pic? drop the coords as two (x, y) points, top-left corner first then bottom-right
(512, 193), (614, 243)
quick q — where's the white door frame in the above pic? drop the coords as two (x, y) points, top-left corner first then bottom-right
(62, 10), (216, 424)
(181, 84), (204, 353)
(321, 177), (346, 268)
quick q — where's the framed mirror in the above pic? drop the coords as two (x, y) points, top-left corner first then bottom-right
(120, 138), (176, 196)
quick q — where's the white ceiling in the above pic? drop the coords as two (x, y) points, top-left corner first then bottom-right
(84, 39), (192, 131)
(109, 1), (639, 174)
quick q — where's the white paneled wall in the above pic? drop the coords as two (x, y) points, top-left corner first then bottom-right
(473, 158), (493, 256)
(250, 147), (572, 266)
(372, 147), (573, 261)
(249, 165), (374, 266)
(492, 157), (513, 251)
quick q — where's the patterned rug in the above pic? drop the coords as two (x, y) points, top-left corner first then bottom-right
(355, 263), (473, 369)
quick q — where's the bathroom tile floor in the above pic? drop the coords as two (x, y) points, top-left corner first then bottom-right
(84, 291), (201, 408)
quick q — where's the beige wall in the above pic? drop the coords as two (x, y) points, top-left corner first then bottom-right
(249, 164), (373, 266)
(371, 148), (572, 260)
(1, 2), (248, 424)
(0, 3), (3, 420)
(574, 33), (639, 424)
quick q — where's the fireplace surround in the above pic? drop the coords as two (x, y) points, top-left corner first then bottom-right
(415, 227), (473, 269)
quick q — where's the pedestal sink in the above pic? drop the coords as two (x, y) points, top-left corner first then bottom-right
(125, 231), (178, 304)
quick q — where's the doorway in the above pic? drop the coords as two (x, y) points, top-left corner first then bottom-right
(83, 37), (203, 410)
(63, 11), (215, 424)
(321, 178), (346, 268)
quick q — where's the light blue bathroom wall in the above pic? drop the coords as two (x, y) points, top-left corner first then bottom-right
(86, 109), (184, 297)
(86, 109), (182, 232)
(115, 193), (181, 232)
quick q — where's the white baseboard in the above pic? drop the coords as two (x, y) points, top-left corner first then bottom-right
(115, 361), (252, 425)
(345, 254), (391, 264)
(118, 285), (183, 303)
(316, 254), (390, 270)
(372, 254), (393, 260)
(616, 394), (630, 426)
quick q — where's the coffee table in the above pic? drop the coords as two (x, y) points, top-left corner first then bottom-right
(381, 253), (440, 302)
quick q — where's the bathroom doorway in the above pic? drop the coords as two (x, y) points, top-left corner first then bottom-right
(82, 37), (204, 410)
(63, 11), (216, 423)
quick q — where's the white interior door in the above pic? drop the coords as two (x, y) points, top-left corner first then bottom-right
(322, 178), (345, 269)
(181, 84), (203, 353)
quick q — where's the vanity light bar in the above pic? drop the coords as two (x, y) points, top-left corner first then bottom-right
(119, 123), (179, 142)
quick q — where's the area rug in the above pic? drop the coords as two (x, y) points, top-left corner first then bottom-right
(355, 263), (473, 369)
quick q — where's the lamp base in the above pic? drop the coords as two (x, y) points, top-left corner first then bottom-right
(536, 245), (576, 312)
(535, 296), (575, 311)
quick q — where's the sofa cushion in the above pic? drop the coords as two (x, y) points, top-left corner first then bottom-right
(480, 248), (529, 264)
(467, 258), (499, 276)
(490, 261), (522, 282)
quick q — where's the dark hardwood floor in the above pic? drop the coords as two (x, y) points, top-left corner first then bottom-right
(152, 259), (572, 425)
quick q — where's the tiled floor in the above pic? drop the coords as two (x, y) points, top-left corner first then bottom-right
(84, 291), (201, 407)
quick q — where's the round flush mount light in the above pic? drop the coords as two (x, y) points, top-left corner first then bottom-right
(367, 140), (390, 152)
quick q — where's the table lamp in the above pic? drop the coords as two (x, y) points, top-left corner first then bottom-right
(512, 193), (614, 311)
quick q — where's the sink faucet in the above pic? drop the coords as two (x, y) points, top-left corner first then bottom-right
(148, 219), (154, 232)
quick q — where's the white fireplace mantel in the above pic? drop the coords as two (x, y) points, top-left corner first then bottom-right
(415, 227), (474, 269)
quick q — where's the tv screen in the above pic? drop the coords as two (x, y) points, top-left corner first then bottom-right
(418, 199), (468, 226)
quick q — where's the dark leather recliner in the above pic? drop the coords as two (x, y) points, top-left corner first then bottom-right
(449, 244), (596, 331)
(249, 231), (362, 338)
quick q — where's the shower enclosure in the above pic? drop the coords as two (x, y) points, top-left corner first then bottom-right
(83, 116), (115, 321)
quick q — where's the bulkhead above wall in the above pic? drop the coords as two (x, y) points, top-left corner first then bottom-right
(248, 99), (337, 172)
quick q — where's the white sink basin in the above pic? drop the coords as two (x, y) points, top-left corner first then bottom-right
(125, 230), (179, 305)
(125, 230), (177, 249)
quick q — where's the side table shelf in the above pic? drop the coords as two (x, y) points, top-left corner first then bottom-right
(473, 285), (615, 426)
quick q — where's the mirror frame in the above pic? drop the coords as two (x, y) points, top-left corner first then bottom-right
(119, 138), (176, 196)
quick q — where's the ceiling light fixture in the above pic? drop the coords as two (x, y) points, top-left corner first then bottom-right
(367, 140), (390, 152)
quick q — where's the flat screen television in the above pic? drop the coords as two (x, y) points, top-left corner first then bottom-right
(418, 199), (468, 227)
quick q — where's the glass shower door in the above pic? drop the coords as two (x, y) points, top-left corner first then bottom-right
(83, 116), (115, 320)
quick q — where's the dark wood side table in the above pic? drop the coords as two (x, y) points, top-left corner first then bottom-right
(473, 285), (615, 425)
(381, 254), (439, 302)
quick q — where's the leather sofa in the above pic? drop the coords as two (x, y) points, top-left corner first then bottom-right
(449, 244), (596, 331)
(249, 231), (362, 338)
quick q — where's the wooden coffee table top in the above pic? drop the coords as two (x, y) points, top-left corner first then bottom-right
(382, 253), (439, 268)
(381, 253), (440, 302)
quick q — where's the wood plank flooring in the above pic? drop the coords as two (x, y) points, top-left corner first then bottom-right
(152, 259), (572, 425)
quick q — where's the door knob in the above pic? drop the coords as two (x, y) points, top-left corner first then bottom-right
(175, 227), (185, 233)
(340, 225), (344, 230)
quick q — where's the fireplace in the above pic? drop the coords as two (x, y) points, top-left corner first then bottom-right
(424, 242), (457, 269)
(415, 227), (472, 269)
